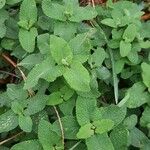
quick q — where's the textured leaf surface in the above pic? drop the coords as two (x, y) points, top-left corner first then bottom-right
(37, 33), (50, 54)
(0, 0), (5, 9)
(24, 58), (62, 89)
(24, 95), (48, 115)
(123, 24), (137, 42)
(120, 40), (131, 57)
(38, 120), (63, 150)
(100, 105), (126, 127)
(0, 110), (18, 133)
(47, 91), (63, 106)
(63, 61), (90, 92)
(110, 126), (128, 150)
(18, 115), (33, 132)
(19, 0), (37, 28)
(76, 96), (98, 126)
(69, 6), (97, 22)
(10, 140), (43, 150)
(19, 27), (38, 53)
(50, 35), (73, 65)
(140, 106), (150, 128)
(86, 134), (114, 150)
(69, 33), (91, 63)
(53, 116), (80, 139)
(141, 62), (150, 91)
(42, 0), (65, 21)
(77, 123), (94, 139)
(126, 82), (150, 108)
(93, 119), (114, 134)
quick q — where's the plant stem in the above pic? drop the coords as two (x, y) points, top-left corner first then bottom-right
(0, 132), (24, 146)
(0, 70), (20, 78)
(53, 106), (65, 147)
(69, 141), (81, 150)
(108, 48), (118, 104)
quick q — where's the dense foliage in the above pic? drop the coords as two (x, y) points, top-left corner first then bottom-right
(0, 0), (150, 149)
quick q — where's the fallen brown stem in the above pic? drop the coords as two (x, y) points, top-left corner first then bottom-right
(141, 13), (150, 21)
(1, 53), (17, 68)
(1, 53), (35, 96)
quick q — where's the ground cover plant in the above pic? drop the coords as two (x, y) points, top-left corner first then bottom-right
(0, 0), (150, 149)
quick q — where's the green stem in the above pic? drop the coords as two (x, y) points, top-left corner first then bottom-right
(92, 20), (119, 104)
(108, 48), (118, 104)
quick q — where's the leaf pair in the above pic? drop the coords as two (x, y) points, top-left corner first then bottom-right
(18, 0), (38, 53)
(42, 0), (97, 22)
(24, 35), (91, 92)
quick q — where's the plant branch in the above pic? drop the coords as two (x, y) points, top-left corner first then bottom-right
(0, 132), (24, 146)
(53, 106), (65, 147)
(0, 70), (20, 78)
(69, 141), (81, 150)
(1, 53), (35, 97)
(1, 53), (17, 68)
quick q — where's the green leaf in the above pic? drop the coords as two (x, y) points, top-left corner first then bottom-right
(37, 33), (50, 54)
(24, 58), (62, 89)
(69, 32), (92, 63)
(24, 95), (48, 115)
(19, 0), (37, 29)
(126, 82), (150, 108)
(59, 85), (74, 101)
(127, 50), (139, 64)
(19, 115), (33, 132)
(123, 115), (137, 130)
(42, 0), (66, 21)
(129, 127), (150, 149)
(38, 15), (53, 31)
(88, 48), (107, 68)
(7, 84), (28, 100)
(63, 61), (90, 92)
(11, 101), (24, 115)
(141, 62), (150, 90)
(47, 91), (63, 106)
(0, 23), (6, 38)
(6, 0), (22, 5)
(96, 66), (111, 80)
(120, 40), (131, 57)
(10, 140), (43, 150)
(38, 120), (63, 150)
(18, 53), (44, 69)
(0, 0), (5, 9)
(100, 105), (126, 127)
(101, 18), (117, 28)
(86, 134), (114, 150)
(0, 9), (8, 38)
(19, 27), (38, 53)
(69, 6), (97, 22)
(114, 59), (125, 74)
(110, 125), (128, 150)
(50, 35), (73, 65)
(1, 38), (15, 50)
(0, 110), (18, 133)
(76, 96), (99, 126)
(77, 123), (94, 139)
(140, 41), (150, 49)
(93, 119), (114, 134)
(52, 116), (80, 139)
(123, 24), (137, 42)
(54, 21), (77, 41)
(140, 106), (150, 128)
(112, 28), (124, 40)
